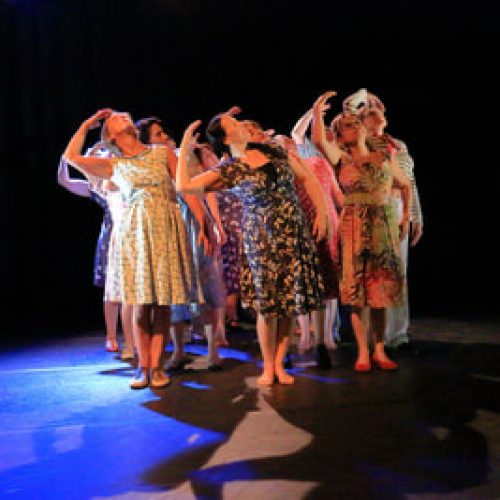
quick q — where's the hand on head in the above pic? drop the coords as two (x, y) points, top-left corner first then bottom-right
(86, 108), (113, 129)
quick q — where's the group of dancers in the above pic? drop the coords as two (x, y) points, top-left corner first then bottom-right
(59, 88), (423, 389)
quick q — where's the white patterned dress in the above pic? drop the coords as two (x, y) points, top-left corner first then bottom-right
(105, 146), (199, 306)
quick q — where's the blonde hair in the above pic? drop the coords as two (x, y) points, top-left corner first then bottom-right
(100, 111), (134, 156)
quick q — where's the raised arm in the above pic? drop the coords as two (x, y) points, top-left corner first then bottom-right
(63, 109), (114, 179)
(57, 157), (91, 198)
(291, 108), (313, 145)
(199, 145), (227, 245)
(176, 120), (223, 194)
(311, 91), (343, 166)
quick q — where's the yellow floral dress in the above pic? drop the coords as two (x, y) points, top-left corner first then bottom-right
(338, 151), (405, 308)
(105, 146), (199, 305)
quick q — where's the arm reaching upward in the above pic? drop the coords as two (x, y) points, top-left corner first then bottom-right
(291, 108), (313, 145)
(311, 91), (343, 166)
(176, 120), (223, 194)
(63, 109), (114, 179)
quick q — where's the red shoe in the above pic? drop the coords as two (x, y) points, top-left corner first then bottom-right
(354, 360), (371, 372)
(372, 354), (398, 370)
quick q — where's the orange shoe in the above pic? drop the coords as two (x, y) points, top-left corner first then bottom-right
(372, 354), (398, 371)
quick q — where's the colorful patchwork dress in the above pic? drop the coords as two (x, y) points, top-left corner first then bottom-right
(338, 151), (405, 308)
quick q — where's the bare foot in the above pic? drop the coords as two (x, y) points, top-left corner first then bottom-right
(275, 369), (294, 385)
(257, 372), (275, 386)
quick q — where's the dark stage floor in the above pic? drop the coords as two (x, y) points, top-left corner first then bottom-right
(1, 318), (499, 499)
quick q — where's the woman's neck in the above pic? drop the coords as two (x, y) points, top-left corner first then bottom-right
(117, 135), (147, 157)
(229, 140), (247, 158)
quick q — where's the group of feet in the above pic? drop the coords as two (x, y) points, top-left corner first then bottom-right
(105, 338), (222, 390)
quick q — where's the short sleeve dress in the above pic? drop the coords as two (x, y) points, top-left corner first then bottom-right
(338, 151), (405, 308)
(105, 146), (198, 306)
(212, 142), (324, 316)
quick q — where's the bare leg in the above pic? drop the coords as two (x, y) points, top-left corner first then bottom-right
(297, 313), (312, 354)
(275, 315), (294, 384)
(370, 307), (394, 363)
(150, 305), (170, 369)
(215, 306), (229, 346)
(133, 305), (152, 369)
(169, 322), (186, 363)
(104, 301), (120, 350)
(256, 313), (277, 385)
(225, 293), (239, 324)
(202, 308), (221, 366)
(351, 306), (370, 368)
(120, 304), (135, 360)
(324, 299), (338, 349)
(312, 308), (326, 345)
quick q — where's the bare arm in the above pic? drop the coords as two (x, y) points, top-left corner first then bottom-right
(288, 151), (332, 241)
(291, 108), (313, 145)
(177, 120), (224, 194)
(311, 91), (343, 166)
(390, 156), (413, 241)
(198, 145), (227, 245)
(57, 158), (91, 198)
(63, 109), (114, 179)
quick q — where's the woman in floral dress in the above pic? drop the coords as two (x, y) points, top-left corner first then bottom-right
(312, 91), (411, 372)
(63, 109), (198, 389)
(176, 113), (331, 385)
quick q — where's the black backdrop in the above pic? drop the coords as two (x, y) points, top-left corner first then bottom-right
(1, 0), (499, 335)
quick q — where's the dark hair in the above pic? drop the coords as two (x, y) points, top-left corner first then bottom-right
(243, 119), (263, 130)
(206, 114), (230, 158)
(135, 116), (174, 145)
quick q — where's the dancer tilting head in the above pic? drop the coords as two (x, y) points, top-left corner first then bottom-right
(344, 89), (424, 349)
(63, 109), (199, 389)
(136, 116), (226, 371)
(177, 111), (332, 385)
(312, 91), (412, 372)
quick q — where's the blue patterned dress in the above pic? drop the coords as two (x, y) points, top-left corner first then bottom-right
(89, 190), (112, 288)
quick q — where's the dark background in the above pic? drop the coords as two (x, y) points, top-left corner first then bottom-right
(1, 0), (499, 336)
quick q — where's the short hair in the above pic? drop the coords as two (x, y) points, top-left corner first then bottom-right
(206, 114), (230, 158)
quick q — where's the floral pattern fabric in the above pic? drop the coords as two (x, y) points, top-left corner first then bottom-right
(105, 146), (198, 305)
(213, 143), (324, 316)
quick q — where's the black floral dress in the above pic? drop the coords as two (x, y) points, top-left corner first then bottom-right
(217, 190), (244, 295)
(213, 143), (324, 316)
